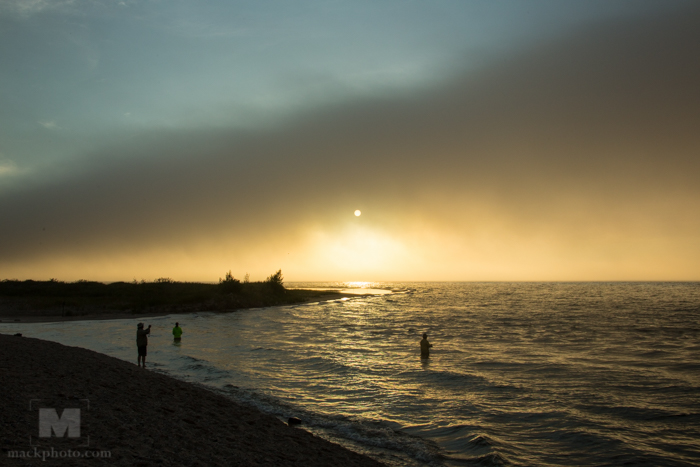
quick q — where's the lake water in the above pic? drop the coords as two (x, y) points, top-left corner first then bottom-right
(3, 282), (700, 466)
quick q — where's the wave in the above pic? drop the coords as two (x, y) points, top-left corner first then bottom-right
(216, 385), (444, 467)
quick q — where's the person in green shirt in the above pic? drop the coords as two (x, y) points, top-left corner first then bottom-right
(173, 322), (183, 342)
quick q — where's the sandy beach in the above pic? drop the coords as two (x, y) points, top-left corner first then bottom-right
(0, 333), (385, 466)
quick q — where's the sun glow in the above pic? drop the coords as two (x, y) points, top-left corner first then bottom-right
(354, 210), (361, 216)
(300, 224), (407, 279)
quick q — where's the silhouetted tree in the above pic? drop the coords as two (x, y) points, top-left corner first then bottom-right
(265, 269), (284, 294)
(219, 270), (241, 293)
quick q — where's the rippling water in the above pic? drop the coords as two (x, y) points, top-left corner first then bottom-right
(3, 283), (700, 466)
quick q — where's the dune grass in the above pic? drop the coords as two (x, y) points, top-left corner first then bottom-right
(0, 272), (338, 318)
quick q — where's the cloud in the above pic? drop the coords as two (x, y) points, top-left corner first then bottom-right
(0, 159), (18, 177)
(38, 120), (59, 130)
(0, 0), (77, 17)
(1, 4), (699, 280)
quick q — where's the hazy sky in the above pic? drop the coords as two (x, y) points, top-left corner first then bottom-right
(1, 0), (698, 282)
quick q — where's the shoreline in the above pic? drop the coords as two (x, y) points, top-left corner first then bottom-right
(0, 333), (386, 466)
(0, 292), (365, 324)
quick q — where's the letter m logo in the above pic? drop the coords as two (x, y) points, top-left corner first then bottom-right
(39, 408), (81, 438)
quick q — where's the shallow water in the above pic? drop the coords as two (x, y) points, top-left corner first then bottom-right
(3, 282), (700, 466)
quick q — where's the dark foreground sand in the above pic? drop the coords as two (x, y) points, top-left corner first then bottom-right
(0, 334), (385, 466)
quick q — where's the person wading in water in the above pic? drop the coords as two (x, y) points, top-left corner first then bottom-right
(420, 333), (433, 359)
(172, 322), (183, 342)
(137, 323), (151, 368)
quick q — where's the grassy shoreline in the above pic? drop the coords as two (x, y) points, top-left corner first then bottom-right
(0, 278), (345, 322)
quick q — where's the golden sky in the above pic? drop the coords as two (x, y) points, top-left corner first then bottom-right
(1, 1), (698, 282)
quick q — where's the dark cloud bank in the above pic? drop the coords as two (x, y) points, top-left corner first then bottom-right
(2, 5), (699, 277)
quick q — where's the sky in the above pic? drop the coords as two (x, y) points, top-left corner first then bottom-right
(1, 0), (699, 282)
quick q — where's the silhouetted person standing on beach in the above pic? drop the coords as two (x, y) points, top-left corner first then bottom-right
(137, 323), (151, 368)
(173, 322), (182, 342)
(420, 333), (433, 359)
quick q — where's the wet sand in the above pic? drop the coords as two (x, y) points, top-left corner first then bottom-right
(0, 334), (385, 466)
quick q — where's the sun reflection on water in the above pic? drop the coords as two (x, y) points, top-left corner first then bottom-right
(345, 281), (374, 288)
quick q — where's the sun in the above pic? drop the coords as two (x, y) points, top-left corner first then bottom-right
(354, 210), (361, 217)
